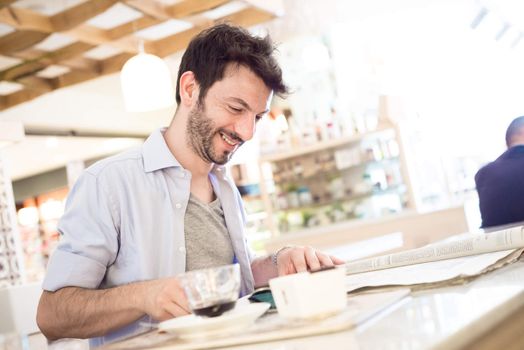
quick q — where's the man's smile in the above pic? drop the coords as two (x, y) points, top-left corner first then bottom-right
(219, 130), (242, 147)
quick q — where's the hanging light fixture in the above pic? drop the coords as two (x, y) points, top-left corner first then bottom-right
(120, 42), (175, 112)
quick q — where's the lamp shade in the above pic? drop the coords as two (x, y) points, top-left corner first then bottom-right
(120, 53), (175, 112)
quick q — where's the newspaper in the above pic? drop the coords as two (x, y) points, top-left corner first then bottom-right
(345, 248), (524, 293)
(345, 226), (524, 275)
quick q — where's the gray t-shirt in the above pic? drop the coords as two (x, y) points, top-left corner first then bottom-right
(184, 194), (234, 270)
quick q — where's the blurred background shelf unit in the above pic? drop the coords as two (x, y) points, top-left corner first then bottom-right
(258, 122), (416, 237)
(229, 162), (272, 253)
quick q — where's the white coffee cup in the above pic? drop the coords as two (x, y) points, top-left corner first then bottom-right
(269, 266), (347, 320)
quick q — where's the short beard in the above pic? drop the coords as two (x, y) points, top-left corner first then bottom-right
(186, 101), (232, 165)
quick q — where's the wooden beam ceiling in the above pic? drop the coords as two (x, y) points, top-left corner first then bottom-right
(0, 0), (279, 110)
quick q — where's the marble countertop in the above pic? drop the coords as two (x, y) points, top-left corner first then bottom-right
(101, 259), (524, 350)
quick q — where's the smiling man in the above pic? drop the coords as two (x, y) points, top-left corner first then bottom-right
(36, 24), (344, 347)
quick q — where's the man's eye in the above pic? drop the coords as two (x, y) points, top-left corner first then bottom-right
(255, 115), (263, 122)
(230, 106), (243, 113)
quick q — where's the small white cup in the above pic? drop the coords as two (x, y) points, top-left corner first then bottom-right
(269, 267), (347, 320)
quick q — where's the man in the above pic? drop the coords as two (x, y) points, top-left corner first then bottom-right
(475, 116), (524, 228)
(36, 24), (344, 346)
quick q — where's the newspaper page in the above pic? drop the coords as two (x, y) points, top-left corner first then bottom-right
(345, 226), (524, 275)
(345, 249), (523, 293)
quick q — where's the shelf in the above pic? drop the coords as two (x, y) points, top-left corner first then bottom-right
(254, 120), (416, 239)
(259, 124), (395, 163)
(272, 157), (400, 185)
(276, 184), (406, 212)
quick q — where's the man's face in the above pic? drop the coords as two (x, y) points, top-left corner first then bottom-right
(186, 64), (272, 165)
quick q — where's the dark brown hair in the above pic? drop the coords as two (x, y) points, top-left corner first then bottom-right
(175, 23), (288, 104)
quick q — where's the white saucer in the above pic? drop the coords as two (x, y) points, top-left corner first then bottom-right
(158, 302), (270, 339)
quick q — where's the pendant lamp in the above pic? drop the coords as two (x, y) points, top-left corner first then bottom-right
(120, 46), (175, 112)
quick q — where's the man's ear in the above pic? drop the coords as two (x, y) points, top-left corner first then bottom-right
(179, 71), (199, 107)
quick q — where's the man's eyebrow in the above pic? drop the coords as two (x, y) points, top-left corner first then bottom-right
(227, 97), (269, 115)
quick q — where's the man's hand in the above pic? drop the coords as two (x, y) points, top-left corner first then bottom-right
(275, 246), (345, 276)
(141, 277), (191, 321)
(252, 246), (345, 288)
(37, 277), (191, 340)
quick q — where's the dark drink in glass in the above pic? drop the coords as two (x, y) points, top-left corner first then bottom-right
(193, 300), (236, 317)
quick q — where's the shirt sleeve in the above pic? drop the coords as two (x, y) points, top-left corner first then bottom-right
(42, 170), (120, 291)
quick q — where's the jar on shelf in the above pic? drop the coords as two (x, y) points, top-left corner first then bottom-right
(297, 186), (313, 206)
(276, 193), (289, 210)
(285, 184), (300, 208)
(328, 176), (345, 200)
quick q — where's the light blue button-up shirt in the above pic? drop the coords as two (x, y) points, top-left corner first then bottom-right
(42, 128), (255, 347)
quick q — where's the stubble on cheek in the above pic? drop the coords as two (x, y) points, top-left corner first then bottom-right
(186, 104), (231, 164)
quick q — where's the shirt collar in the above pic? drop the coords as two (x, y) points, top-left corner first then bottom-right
(142, 128), (181, 172)
(142, 128), (228, 174)
(212, 163), (226, 174)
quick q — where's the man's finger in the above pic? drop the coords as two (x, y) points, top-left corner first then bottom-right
(170, 280), (191, 313)
(291, 249), (308, 273)
(163, 302), (190, 319)
(316, 251), (335, 267)
(305, 247), (321, 271)
(330, 255), (346, 265)
(174, 291), (190, 313)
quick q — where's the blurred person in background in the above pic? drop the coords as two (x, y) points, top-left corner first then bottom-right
(475, 116), (524, 228)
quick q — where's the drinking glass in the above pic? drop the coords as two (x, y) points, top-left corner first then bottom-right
(178, 264), (240, 317)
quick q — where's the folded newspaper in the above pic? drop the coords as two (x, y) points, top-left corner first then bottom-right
(344, 225), (524, 292)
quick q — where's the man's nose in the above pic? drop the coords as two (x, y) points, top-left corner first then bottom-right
(234, 115), (256, 141)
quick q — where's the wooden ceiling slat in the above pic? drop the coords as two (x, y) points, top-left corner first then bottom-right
(105, 15), (161, 41)
(12, 42), (95, 62)
(9, 48), (45, 61)
(68, 15), (161, 47)
(0, 30), (49, 54)
(125, 0), (230, 20)
(165, 0), (231, 18)
(123, 0), (168, 20)
(59, 56), (99, 72)
(48, 0), (119, 32)
(0, 60), (44, 81)
(0, 1), (17, 10)
(66, 25), (113, 46)
(147, 7), (277, 58)
(221, 6), (275, 29)
(0, 0), (118, 32)
(2, 41), (95, 81)
(149, 27), (202, 57)
(0, 87), (44, 110)
(124, 0), (170, 20)
(16, 76), (54, 92)
(98, 52), (134, 74)
(0, 5), (52, 32)
(49, 69), (99, 89)
(110, 35), (153, 55)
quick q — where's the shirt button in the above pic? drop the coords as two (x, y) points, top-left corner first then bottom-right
(175, 203), (182, 209)
(179, 246), (186, 253)
(179, 171), (185, 178)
